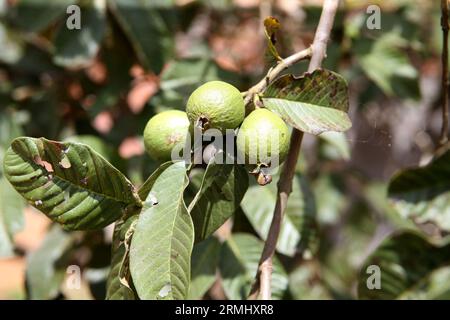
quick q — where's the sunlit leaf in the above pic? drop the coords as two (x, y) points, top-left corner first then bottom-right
(3, 137), (141, 230)
(130, 161), (194, 300)
(0, 110), (24, 257)
(263, 69), (351, 135)
(189, 155), (249, 242)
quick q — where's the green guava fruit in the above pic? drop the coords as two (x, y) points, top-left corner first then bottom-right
(186, 81), (245, 132)
(236, 108), (290, 167)
(143, 110), (190, 161)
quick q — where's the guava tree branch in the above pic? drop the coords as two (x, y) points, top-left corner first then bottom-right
(248, 0), (340, 300)
(439, 0), (449, 146)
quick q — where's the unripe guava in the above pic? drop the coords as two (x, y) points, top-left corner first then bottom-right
(236, 108), (290, 167)
(186, 81), (245, 132)
(143, 110), (190, 162)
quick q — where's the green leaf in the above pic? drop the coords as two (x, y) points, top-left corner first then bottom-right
(219, 233), (288, 300)
(26, 225), (75, 300)
(262, 69), (351, 135)
(7, 0), (73, 33)
(354, 31), (420, 99)
(358, 231), (450, 299)
(137, 161), (173, 201)
(108, 0), (174, 74)
(158, 58), (239, 109)
(106, 216), (138, 300)
(314, 175), (347, 225)
(400, 266), (450, 299)
(241, 174), (317, 257)
(188, 236), (221, 299)
(0, 177), (24, 257)
(53, 0), (106, 68)
(189, 156), (249, 242)
(130, 161), (194, 300)
(3, 137), (141, 230)
(388, 150), (450, 232)
(0, 110), (24, 257)
(66, 135), (114, 162)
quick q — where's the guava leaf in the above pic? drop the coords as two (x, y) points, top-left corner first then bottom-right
(188, 156), (249, 242)
(262, 69), (351, 135)
(6, 0), (73, 33)
(241, 174), (318, 257)
(26, 225), (75, 300)
(388, 149), (450, 231)
(137, 161), (173, 201)
(3, 137), (141, 230)
(219, 233), (288, 300)
(358, 231), (450, 299)
(188, 236), (221, 299)
(106, 216), (138, 300)
(354, 31), (420, 100)
(0, 110), (25, 257)
(108, 0), (174, 74)
(53, 0), (106, 68)
(129, 161), (194, 300)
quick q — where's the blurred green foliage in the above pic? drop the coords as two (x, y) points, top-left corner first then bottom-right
(0, 0), (449, 300)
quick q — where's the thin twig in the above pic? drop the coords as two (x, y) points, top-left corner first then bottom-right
(244, 47), (312, 106)
(440, 0), (449, 146)
(248, 0), (340, 300)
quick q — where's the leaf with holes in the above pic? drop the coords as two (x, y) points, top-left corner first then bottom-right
(130, 161), (194, 300)
(358, 231), (450, 299)
(3, 137), (141, 230)
(188, 156), (249, 242)
(188, 236), (221, 299)
(262, 69), (351, 135)
(219, 233), (288, 300)
(241, 174), (318, 257)
(388, 149), (450, 231)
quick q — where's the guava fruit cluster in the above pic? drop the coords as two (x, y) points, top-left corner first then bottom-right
(143, 80), (290, 182)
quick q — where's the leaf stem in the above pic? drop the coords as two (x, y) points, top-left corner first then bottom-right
(248, 0), (340, 300)
(439, 0), (449, 146)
